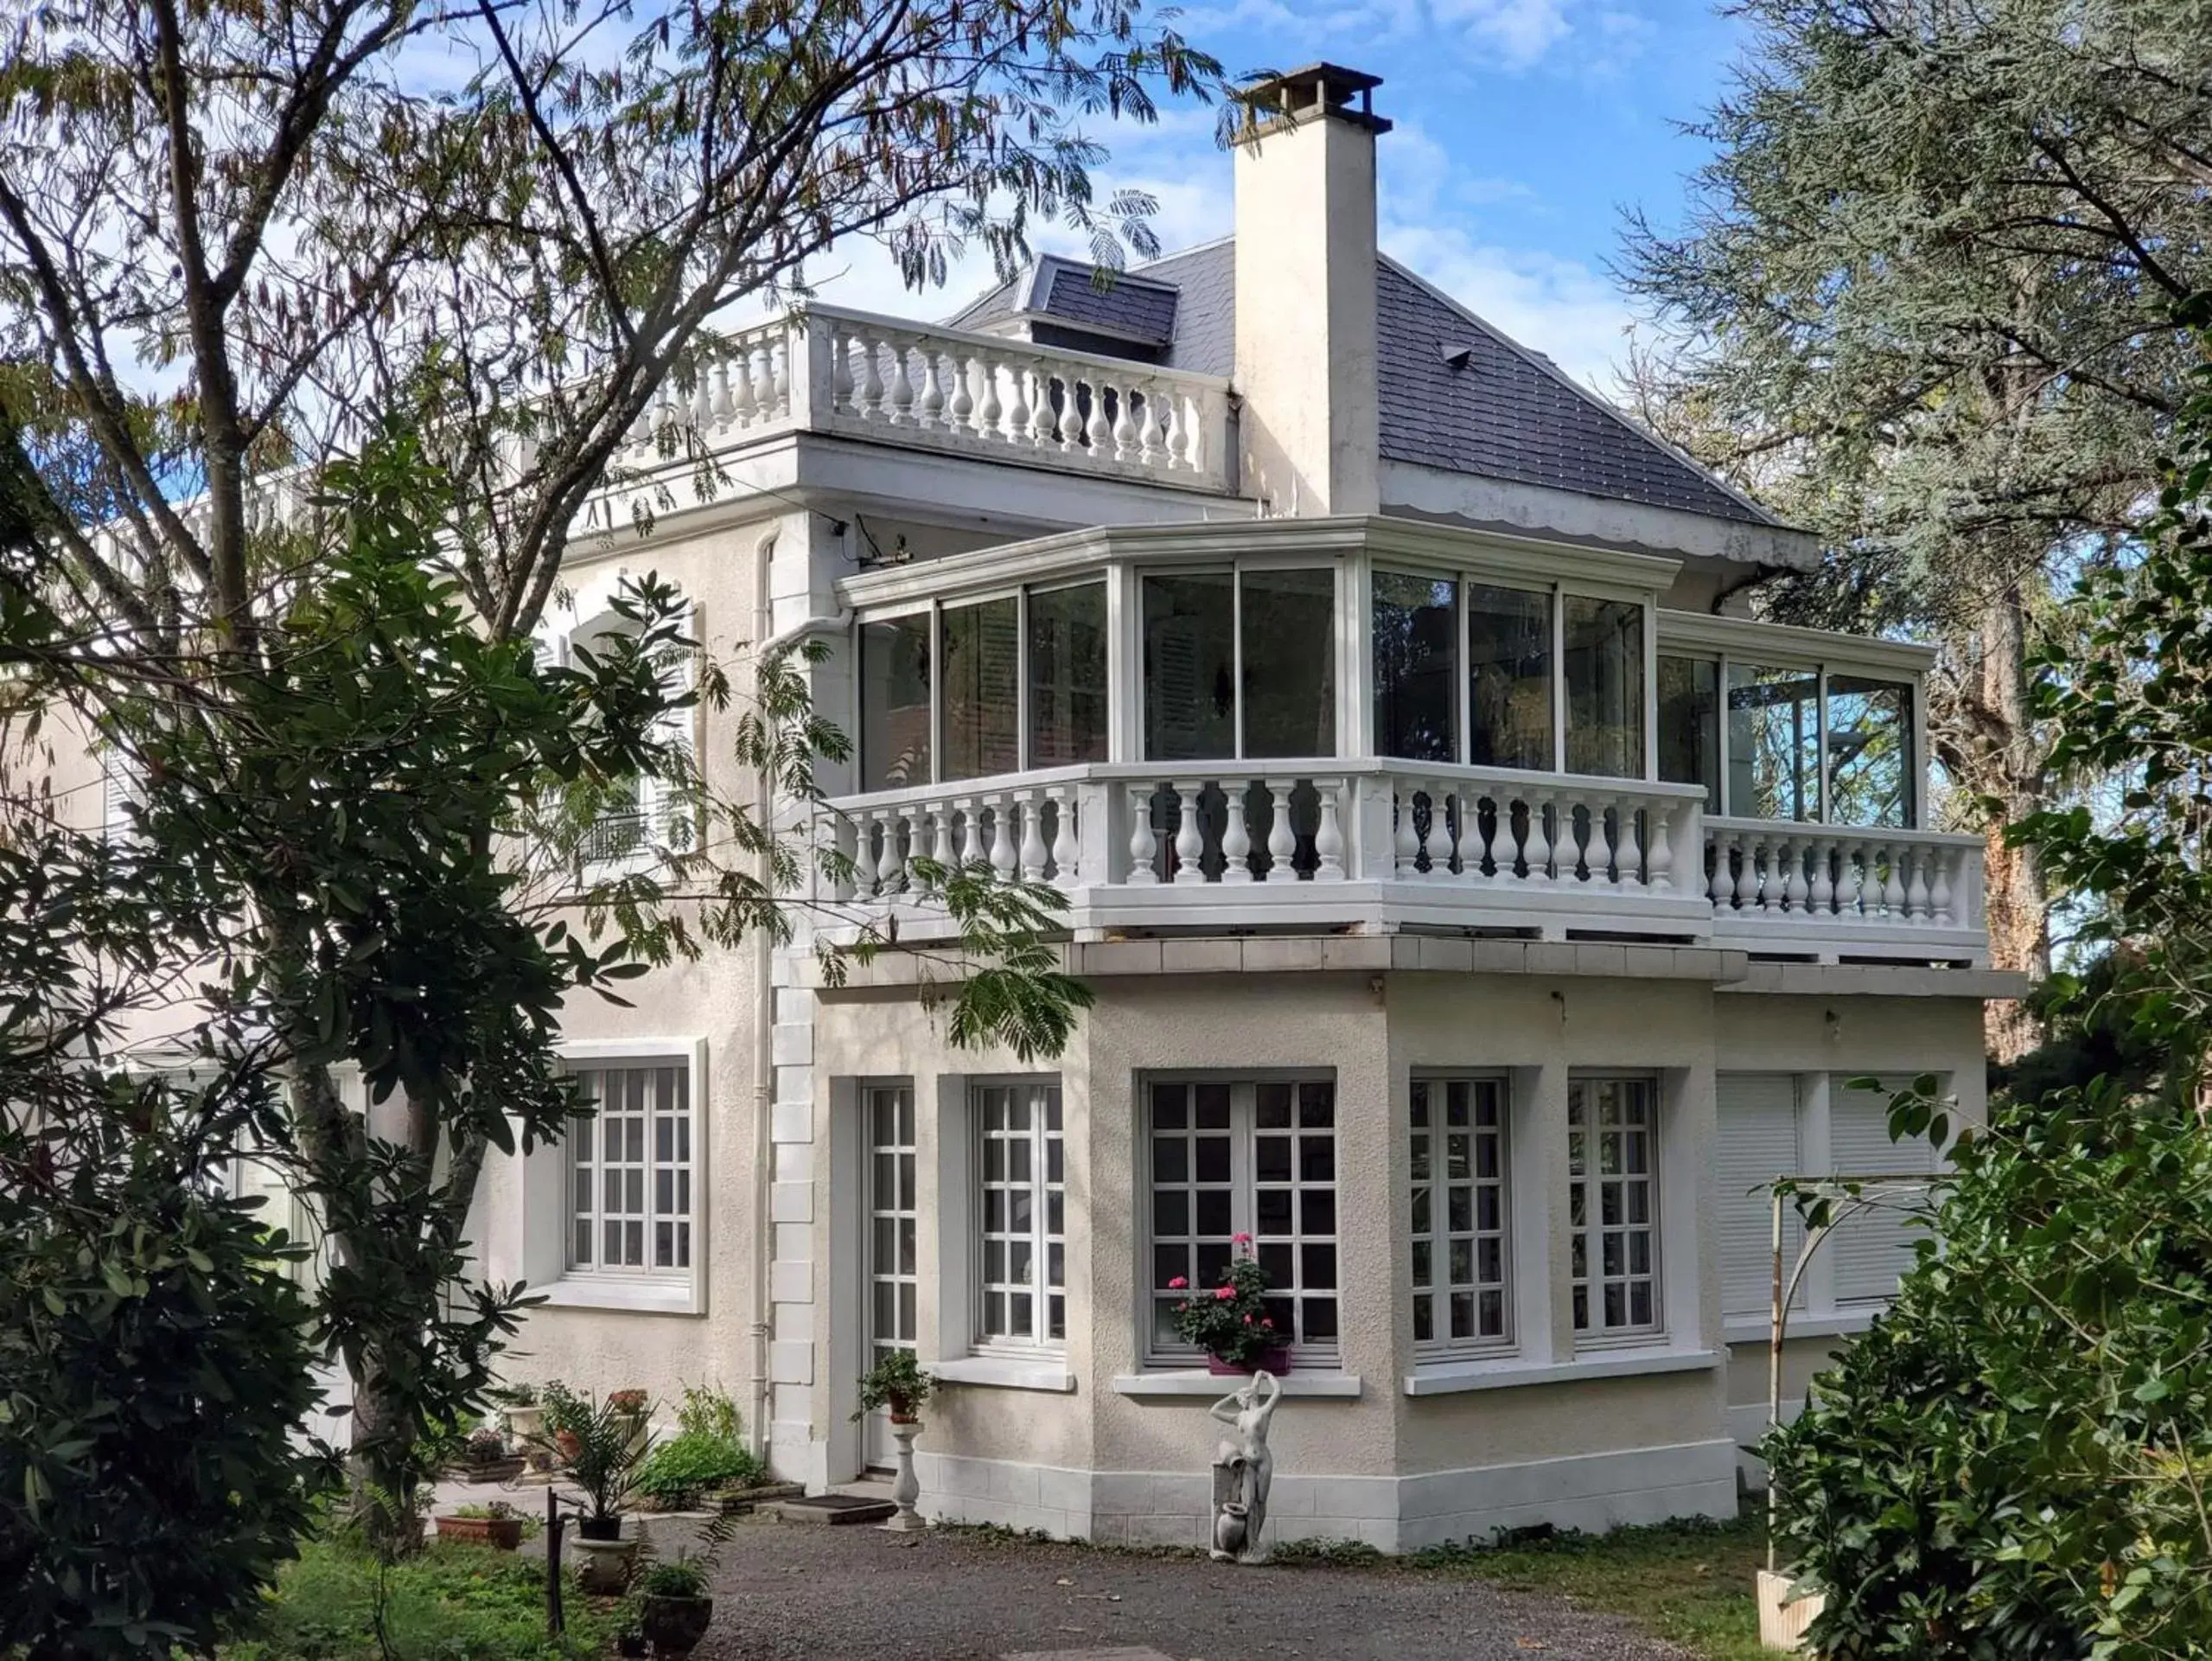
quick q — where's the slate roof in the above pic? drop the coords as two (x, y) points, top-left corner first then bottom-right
(947, 238), (1775, 529)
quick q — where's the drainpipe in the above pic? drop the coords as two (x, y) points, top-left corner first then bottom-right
(747, 517), (853, 1466)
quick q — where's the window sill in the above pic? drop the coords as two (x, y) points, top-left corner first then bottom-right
(934, 1356), (1077, 1394)
(1724, 1308), (1881, 1348)
(537, 1275), (702, 1316)
(1403, 1347), (1719, 1396)
(1111, 1370), (1362, 1399)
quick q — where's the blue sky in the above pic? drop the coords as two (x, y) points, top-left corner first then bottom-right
(806, 0), (1755, 390)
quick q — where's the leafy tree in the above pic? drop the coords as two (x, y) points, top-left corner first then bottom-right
(1767, 313), (2212, 1658)
(0, 533), (328, 1652)
(0, 0), (1157, 1536)
(1619, 0), (2212, 1055)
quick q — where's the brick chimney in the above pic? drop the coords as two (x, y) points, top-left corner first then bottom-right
(1232, 64), (1390, 517)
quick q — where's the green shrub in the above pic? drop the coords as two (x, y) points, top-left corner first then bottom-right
(220, 1536), (612, 1658)
(633, 1431), (762, 1502)
(637, 1559), (709, 1598)
(1767, 1080), (2212, 1658)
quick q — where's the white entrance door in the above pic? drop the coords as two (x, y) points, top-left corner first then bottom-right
(862, 1084), (917, 1472)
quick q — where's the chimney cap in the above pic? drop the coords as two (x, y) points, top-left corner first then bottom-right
(1233, 63), (1392, 138)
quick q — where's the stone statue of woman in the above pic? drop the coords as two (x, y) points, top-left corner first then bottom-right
(1208, 1369), (1282, 1563)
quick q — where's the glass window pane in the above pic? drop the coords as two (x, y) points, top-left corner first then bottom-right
(860, 614), (933, 789)
(940, 596), (1020, 781)
(1467, 585), (1552, 770)
(1565, 596), (1644, 779)
(1728, 663), (1821, 821)
(1657, 655), (1720, 812)
(1144, 573), (1236, 760)
(1373, 571), (1457, 763)
(1241, 569), (1336, 759)
(1826, 675), (1914, 828)
(1028, 583), (1108, 766)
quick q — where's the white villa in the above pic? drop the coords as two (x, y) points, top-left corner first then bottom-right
(96, 65), (2021, 1550)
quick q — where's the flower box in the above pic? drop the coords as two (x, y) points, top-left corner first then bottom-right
(435, 1512), (524, 1550)
(1207, 1345), (1291, 1377)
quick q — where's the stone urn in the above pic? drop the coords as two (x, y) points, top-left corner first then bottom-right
(571, 1534), (637, 1595)
(639, 1593), (714, 1658)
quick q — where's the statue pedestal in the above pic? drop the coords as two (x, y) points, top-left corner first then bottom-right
(881, 1420), (927, 1533)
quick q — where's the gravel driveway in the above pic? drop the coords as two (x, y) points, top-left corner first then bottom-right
(671, 1514), (1687, 1661)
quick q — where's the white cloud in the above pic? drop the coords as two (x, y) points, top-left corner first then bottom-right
(1380, 221), (1634, 387)
(1431, 0), (1573, 68)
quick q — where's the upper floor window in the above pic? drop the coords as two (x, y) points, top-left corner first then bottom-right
(1374, 571), (1647, 778)
(859, 582), (1107, 791)
(1143, 568), (1336, 762)
(1658, 652), (1916, 827)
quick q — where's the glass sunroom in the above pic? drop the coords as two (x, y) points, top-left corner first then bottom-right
(825, 519), (1984, 961)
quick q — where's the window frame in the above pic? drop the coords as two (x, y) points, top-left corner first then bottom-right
(1409, 1073), (1514, 1359)
(970, 1077), (1068, 1358)
(1567, 1072), (1663, 1347)
(554, 1039), (706, 1306)
(558, 597), (700, 869)
(1139, 1071), (1342, 1369)
(857, 579), (1112, 787)
(1662, 644), (1920, 829)
(1138, 561), (1342, 763)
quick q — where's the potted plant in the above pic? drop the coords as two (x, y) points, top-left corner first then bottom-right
(493, 1382), (545, 1446)
(562, 1396), (656, 1542)
(608, 1385), (652, 1453)
(463, 1425), (510, 1468)
(853, 1351), (935, 1532)
(434, 1499), (526, 1549)
(636, 1559), (716, 1658)
(1170, 1235), (1291, 1375)
(539, 1377), (590, 1465)
(852, 1349), (934, 1424)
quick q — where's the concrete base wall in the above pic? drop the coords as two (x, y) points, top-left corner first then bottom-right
(915, 1438), (1739, 1554)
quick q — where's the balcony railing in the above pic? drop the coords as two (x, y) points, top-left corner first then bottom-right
(616, 305), (1235, 494)
(816, 765), (1989, 965)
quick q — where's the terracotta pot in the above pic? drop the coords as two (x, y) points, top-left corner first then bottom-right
(1207, 1345), (1291, 1377)
(435, 1513), (524, 1550)
(554, 1429), (582, 1462)
(639, 1593), (714, 1658)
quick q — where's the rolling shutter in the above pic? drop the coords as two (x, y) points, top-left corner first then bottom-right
(1827, 1076), (1939, 1305)
(1716, 1074), (1802, 1325)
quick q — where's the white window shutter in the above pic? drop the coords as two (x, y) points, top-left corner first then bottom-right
(103, 752), (145, 842)
(647, 598), (698, 849)
(1827, 1077), (1939, 1305)
(1716, 1074), (1803, 1324)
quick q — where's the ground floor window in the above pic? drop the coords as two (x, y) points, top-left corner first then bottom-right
(568, 1059), (692, 1275)
(1568, 1075), (1659, 1338)
(976, 1080), (1067, 1349)
(865, 1083), (919, 1358)
(1146, 1076), (1338, 1358)
(1410, 1076), (1511, 1352)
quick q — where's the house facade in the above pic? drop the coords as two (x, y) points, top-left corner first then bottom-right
(68, 64), (2018, 1550)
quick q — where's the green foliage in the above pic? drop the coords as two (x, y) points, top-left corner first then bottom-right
(557, 1398), (656, 1523)
(674, 1383), (741, 1443)
(635, 1560), (709, 1599)
(1167, 1241), (1279, 1368)
(1767, 1078), (2212, 1658)
(852, 1350), (935, 1420)
(634, 1392), (762, 1505)
(218, 1536), (611, 1659)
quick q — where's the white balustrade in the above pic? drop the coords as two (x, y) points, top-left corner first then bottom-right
(838, 783), (1084, 904)
(1380, 773), (1697, 896)
(815, 309), (1229, 489)
(1704, 817), (1983, 935)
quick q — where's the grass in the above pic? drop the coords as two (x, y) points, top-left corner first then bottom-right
(218, 1536), (618, 1660)
(1412, 1515), (1767, 1661)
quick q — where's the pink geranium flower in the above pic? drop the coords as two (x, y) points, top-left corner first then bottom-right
(1215, 1286), (1236, 1300)
(1168, 1276), (1188, 1289)
(1232, 1231), (1253, 1245)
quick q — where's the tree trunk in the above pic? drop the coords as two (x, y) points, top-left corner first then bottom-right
(1978, 584), (2049, 1062)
